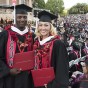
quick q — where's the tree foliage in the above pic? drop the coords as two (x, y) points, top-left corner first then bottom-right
(33, 0), (45, 9)
(68, 3), (88, 14)
(45, 0), (64, 15)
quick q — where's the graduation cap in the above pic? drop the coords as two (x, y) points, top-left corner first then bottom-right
(9, 4), (32, 14)
(72, 40), (83, 50)
(38, 10), (57, 22)
(73, 32), (80, 38)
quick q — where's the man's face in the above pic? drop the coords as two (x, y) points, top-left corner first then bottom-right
(16, 14), (27, 29)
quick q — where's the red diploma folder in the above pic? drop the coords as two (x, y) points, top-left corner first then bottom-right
(31, 67), (55, 87)
(13, 51), (35, 71)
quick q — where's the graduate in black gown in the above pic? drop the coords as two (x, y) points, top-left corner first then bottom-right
(32, 10), (69, 88)
(0, 4), (34, 88)
(70, 59), (88, 88)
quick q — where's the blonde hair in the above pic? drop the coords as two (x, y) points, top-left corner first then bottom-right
(35, 23), (57, 37)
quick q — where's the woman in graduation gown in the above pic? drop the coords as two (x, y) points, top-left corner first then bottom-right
(0, 4), (34, 88)
(32, 10), (69, 88)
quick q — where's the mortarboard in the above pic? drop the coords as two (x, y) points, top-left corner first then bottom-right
(9, 4), (32, 14)
(38, 10), (57, 22)
(72, 39), (83, 50)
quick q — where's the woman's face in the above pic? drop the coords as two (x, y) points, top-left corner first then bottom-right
(38, 22), (51, 37)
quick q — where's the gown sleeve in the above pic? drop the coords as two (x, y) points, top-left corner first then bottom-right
(47, 40), (69, 88)
(0, 31), (10, 78)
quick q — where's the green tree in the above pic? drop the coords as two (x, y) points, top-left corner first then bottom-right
(33, 0), (45, 9)
(45, 0), (64, 15)
(68, 3), (88, 14)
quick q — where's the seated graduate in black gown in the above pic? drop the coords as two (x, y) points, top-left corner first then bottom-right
(71, 59), (88, 88)
(0, 4), (35, 88)
(31, 10), (69, 88)
(79, 59), (88, 88)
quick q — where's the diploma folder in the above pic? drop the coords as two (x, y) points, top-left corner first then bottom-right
(13, 51), (35, 71)
(31, 67), (55, 87)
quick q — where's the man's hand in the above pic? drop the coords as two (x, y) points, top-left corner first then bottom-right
(44, 84), (47, 88)
(10, 68), (22, 75)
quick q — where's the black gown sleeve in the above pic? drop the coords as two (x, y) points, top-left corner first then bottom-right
(0, 31), (10, 78)
(47, 40), (69, 88)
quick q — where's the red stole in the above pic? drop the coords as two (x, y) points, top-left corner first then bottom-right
(6, 31), (16, 68)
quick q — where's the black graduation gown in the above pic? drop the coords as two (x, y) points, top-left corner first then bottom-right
(0, 30), (34, 88)
(46, 40), (69, 88)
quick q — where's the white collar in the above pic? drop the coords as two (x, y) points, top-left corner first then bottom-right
(11, 26), (28, 35)
(39, 36), (54, 45)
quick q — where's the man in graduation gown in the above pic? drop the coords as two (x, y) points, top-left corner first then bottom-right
(0, 4), (34, 88)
